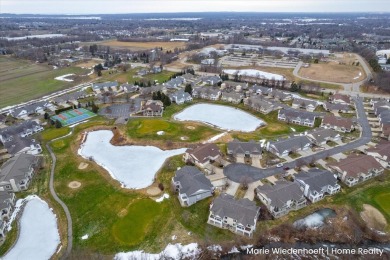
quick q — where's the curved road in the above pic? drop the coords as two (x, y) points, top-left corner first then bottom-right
(46, 135), (73, 259)
(225, 96), (372, 182)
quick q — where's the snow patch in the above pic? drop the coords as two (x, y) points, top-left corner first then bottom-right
(223, 69), (284, 81)
(55, 73), (75, 82)
(81, 234), (89, 240)
(174, 104), (265, 132)
(290, 127), (296, 132)
(4, 196), (61, 260)
(171, 235), (177, 240)
(204, 132), (227, 143)
(228, 246), (240, 253)
(156, 193), (170, 203)
(207, 245), (222, 252)
(78, 130), (186, 189)
(157, 131), (165, 136)
(115, 243), (201, 260)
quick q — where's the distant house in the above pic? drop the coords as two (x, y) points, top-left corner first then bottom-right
(321, 115), (354, 133)
(140, 100), (164, 117)
(9, 101), (48, 119)
(244, 96), (276, 114)
(270, 89), (292, 101)
(248, 85), (272, 96)
(227, 139), (262, 159)
(196, 88), (221, 101)
(164, 77), (185, 89)
(365, 141), (390, 168)
(256, 180), (306, 218)
(220, 92), (243, 104)
(92, 81), (118, 93)
(291, 98), (318, 112)
(4, 138), (42, 156)
(328, 155), (384, 187)
(0, 120), (43, 143)
(207, 193), (260, 237)
(0, 154), (39, 192)
(0, 191), (16, 221)
(294, 169), (340, 203)
(277, 108), (317, 127)
(322, 102), (352, 113)
(201, 75), (222, 85)
(122, 83), (139, 93)
(267, 136), (312, 157)
(221, 81), (248, 92)
(306, 128), (341, 146)
(184, 143), (221, 168)
(172, 166), (214, 207)
(169, 90), (192, 105)
(329, 94), (351, 105)
(52, 91), (89, 105)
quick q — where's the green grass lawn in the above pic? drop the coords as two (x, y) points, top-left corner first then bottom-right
(126, 118), (219, 143)
(0, 57), (90, 108)
(112, 199), (163, 246)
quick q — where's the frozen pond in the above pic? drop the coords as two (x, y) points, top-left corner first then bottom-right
(174, 104), (265, 132)
(293, 208), (336, 229)
(4, 196), (60, 260)
(78, 130), (186, 189)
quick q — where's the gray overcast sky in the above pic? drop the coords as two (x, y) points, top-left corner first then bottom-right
(1, 0), (390, 14)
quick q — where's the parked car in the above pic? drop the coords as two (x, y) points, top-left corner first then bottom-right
(276, 163), (283, 168)
(283, 167), (290, 171)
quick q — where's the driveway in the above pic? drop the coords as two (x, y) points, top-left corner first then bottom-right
(244, 180), (263, 201)
(236, 156), (245, 163)
(225, 181), (240, 196)
(251, 158), (262, 168)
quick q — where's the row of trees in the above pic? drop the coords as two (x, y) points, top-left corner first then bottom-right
(152, 91), (171, 106)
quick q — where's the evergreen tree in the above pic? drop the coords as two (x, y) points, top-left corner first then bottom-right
(55, 119), (62, 129)
(184, 84), (192, 95)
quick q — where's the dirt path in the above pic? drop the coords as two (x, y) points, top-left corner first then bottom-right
(360, 204), (387, 231)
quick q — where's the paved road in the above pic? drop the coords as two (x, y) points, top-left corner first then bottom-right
(225, 96), (372, 182)
(46, 136), (73, 259)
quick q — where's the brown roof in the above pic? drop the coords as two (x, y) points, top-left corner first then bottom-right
(366, 141), (390, 162)
(322, 115), (353, 129)
(186, 143), (220, 164)
(330, 155), (382, 178)
(330, 94), (350, 104)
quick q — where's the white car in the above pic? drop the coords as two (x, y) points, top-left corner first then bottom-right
(276, 163), (283, 168)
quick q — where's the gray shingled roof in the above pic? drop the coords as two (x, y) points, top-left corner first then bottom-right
(173, 166), (213, 196)
(0, 191), (13, 210)
(0, 120), (41, 143)
(269, 135), (312, 154)
(295, 169), (338, 193)
(278, 108), (316, 122)
(256, 180), (304, 209)
(227, 139), (262, 155)
(307, 128), (339, 144)
(0, 154), (37, 184)
(210, 193), (259, 226)
(92, 81), (118, 90)
(186, 143), (220, 164)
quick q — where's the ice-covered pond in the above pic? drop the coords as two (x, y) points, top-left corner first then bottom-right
(174, 104), (265, 132)
(4, 196), (60, 260)
(78, 130), (186, 189)
(293, 208), (336, 229)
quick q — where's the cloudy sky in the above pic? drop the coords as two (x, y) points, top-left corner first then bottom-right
(1, 0), (389, 14)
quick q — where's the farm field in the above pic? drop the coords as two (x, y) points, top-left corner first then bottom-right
(298, 53), (366, 84)
(0, 56), (90, 108)
(82, 40), (187, 51)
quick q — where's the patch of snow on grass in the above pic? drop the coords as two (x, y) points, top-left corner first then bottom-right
(156, 193), (170, 203)
(115, 243), (200, 260)
(78, 130), (186, 189)
(290, 127), (296, 132)
(228, 246), (240, 253)
(223, 69), (284, 81)
(174, 104), (265, 132)
(157, 131), (165, 135)
(55, 73), (75, 82)
(204, 132), (227, 143)
(81, 234), (89, 240)
(207, 245), (222, 252)
(4, 196), (60, 260)
(171, 235), (177, 240)
(240, 245), (253, 250)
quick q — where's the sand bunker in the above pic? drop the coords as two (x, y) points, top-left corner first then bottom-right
(147, 187), (162, 196)
(78, 162), (89, 170)
(186, 126), (195, 130)
(68, 181), (81, 189)
(360, 204), (387, 231)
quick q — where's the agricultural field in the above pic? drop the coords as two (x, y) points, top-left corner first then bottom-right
(298, 53), (366, 84)
(0, 56), (90, 108)
(83, 40), (187, 51)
